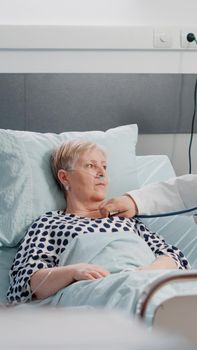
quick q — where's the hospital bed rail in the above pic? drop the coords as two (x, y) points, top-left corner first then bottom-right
(135, 271), (197, 344)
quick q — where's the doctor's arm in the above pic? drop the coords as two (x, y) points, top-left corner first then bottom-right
(99, 174), (197, 217)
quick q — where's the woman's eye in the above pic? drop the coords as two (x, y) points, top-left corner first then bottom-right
(103, 165), (107, 170)
(87, 163), (94, 168)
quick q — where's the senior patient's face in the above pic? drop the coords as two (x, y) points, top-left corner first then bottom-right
(67, 148), (109, 203)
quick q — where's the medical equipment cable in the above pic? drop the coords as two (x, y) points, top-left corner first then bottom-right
(138, 35), (197, 218)
(188, 75), (197, 174)
(187, 33), (197, 174)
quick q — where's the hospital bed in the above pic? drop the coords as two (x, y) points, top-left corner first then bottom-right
(0, 124), (197, 347)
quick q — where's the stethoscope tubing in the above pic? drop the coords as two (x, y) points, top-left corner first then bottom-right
(136, 206), (197, 218)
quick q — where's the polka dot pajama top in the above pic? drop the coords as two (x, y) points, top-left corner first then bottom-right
(7, 211), (190, 304)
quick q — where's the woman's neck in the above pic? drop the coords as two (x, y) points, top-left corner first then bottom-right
(65, 199), (103, 219)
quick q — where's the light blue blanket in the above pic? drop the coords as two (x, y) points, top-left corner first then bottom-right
(31, 232), (186, 315)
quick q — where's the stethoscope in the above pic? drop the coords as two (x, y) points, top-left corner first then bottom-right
(91, 175), (197, 218)
(137, 206), (197, 219)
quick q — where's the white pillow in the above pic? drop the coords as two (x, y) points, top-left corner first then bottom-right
(0, 124), (138, 247)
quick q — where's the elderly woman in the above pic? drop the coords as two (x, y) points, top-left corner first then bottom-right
(7, 140), (189, 304)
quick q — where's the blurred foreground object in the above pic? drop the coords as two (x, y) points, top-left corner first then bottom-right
(0, 307), (195, 350)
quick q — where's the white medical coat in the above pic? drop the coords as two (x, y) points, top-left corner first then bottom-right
(128, 174), (197, 215)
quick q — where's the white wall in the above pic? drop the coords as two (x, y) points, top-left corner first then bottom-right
(0, 0), (196, 25)
(0, 0), (196, 175)
(137, 134), (197, 176)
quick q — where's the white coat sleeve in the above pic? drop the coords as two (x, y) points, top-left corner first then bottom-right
(127, 174), (197, 215)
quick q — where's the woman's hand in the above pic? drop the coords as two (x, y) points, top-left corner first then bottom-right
(136, 256), (178, 271)
(99, 195), (138, 218)
(72, 263), (110, 281)
(31, 263), (110, 300)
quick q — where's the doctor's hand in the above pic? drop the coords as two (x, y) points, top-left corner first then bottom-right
(99, 195), (138, 218)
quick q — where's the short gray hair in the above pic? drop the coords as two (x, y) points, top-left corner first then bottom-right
(51, 139), (106, 192)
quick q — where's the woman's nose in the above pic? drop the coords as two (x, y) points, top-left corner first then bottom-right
(96, 165), (105, 177)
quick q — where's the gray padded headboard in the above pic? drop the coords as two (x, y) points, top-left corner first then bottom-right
(0, 74), (196, 133)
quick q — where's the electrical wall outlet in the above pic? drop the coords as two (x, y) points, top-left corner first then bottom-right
(154, 28), (172, 48)
(181, 28), (197, 48)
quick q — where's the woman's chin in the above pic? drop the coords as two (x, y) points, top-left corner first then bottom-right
(91, 192), (106, 202)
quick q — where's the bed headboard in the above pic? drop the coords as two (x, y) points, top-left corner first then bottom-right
(0, 73), (196, 134)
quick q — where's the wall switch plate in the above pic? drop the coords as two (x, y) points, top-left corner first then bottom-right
(181, 28), (197, 49)
(154, 28), (172, 48)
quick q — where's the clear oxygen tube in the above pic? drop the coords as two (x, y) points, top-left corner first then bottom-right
(67, 167), (107, 180)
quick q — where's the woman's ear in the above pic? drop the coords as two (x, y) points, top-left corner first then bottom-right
(57, 169), (69, 187)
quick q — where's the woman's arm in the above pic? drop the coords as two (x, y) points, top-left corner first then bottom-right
(30, 263), (109, 300)
(133, 219), (190, 270)
(137, 255), (177, 271)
